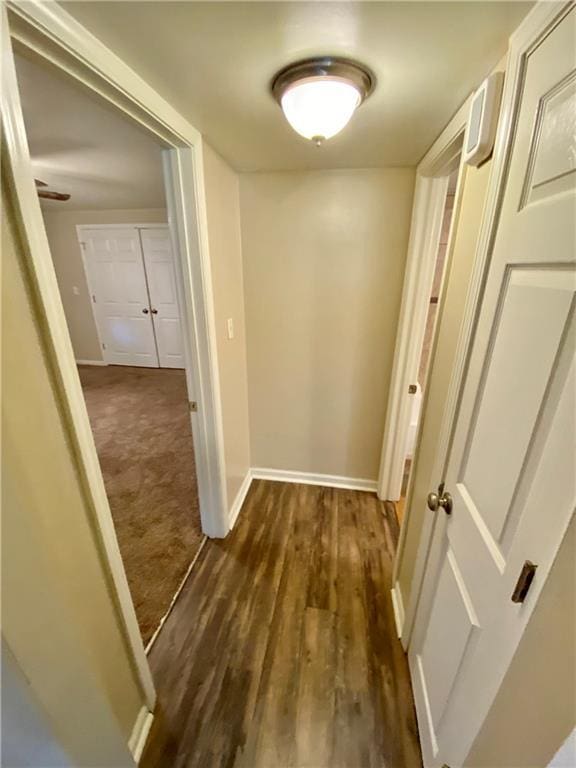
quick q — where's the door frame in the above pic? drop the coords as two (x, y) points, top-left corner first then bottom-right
(76, 223), (171, 367)
(2, 0), (230, 717)
(379, 97), (471, 643)
(406, 3), (575, 763)
(377, 99), (470, 505)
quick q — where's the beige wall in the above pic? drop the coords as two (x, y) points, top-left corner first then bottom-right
(42, 208), (167, 362)
(203, 144), (251, 508)
(240, 168), (415, 480)
(2, 181), (144, 760)
(466, 517), (576, 767)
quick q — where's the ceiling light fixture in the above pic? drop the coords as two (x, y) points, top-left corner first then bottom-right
(272, 57), (375, 147)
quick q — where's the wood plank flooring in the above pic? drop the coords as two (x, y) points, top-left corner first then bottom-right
(141, 480), (422, 768)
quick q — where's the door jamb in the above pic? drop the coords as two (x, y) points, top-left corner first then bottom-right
(377, 100), (470, 505)
(2, 0), (230, 716)
(378, 98), (471, 645)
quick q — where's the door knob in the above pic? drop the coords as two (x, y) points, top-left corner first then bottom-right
(427, 483), (453, 515)
(151, 308), (158, 314)
(142, 308), (149, 314)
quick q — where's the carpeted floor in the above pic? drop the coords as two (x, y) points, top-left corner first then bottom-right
(78, 364), (204, 645)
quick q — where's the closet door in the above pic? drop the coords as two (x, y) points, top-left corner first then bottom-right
(140, 228), (185, 369)
(82, 228), (159, 367)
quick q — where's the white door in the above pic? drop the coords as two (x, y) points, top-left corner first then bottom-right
(140, 227), (185, 369)
(410, 7), (576, 767)
(82, 228), (159, 367)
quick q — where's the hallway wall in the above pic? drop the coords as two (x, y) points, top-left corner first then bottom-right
(240, 168), (415, 480)
(203, 144), (251, 511)
(2, 177), (144, 760)
(42, 207), (167, 362)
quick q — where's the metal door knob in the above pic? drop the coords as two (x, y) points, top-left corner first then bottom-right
(151, 308), (158, 314)
(142, 308), (149, 314)
(427, 489), (453, 515)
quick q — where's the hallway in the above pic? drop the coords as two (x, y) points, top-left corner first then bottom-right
(142, 480), (421, 768)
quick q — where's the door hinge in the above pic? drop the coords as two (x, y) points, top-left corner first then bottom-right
(92, 294), (96, 303)
(511, 560), (537, 603)
(102, 342), (106, 350)
(189, 401), (198, 413)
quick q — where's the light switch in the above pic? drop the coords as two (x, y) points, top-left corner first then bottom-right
(72, 285), (80, 296)
(227, 318), (234, 340)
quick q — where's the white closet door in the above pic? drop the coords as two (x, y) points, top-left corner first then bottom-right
(82, 228), (159, 367)
(409, 7), (576, 767)
(140, 228), (185, 369)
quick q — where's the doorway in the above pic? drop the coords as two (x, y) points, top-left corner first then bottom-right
(396, 173), (457, 525)
(13, 51), (204, 647)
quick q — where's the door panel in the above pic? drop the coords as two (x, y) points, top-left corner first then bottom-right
(419, 549), (479, 734)
(461, 267), (574, 543)
(409, 7), (576, 767)
(82, 228), (159, 367)
(140, 228), (185, 369)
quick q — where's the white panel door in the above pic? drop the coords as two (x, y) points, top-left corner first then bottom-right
(82, 228), (159, 367)
(140, 228), (185, 369)
(409, 8), (576, 767)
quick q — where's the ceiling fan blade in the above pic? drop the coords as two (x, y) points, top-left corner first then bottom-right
(38, 189), (71, 201)
(35, 178), (48, 187)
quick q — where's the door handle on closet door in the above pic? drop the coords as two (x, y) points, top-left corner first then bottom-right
(151, 309), (158, 314)
(142, 308), (149, 314)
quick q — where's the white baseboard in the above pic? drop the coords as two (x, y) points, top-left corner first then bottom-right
(391, 581), (405, 640)
(250, 467), (378, 493)
(229, 470), (253, 530)
(128, 706), (154, 764)
(75, 359), (107, 366)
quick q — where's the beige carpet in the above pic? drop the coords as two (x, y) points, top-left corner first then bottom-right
(78, 365), (203, 645)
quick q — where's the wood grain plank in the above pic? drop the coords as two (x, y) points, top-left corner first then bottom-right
(141, 480), (422, 768)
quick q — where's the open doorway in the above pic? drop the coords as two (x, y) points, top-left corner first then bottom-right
(396, 172), (457, 525)
(14, 52), (205, 647)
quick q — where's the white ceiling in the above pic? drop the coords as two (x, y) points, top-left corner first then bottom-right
(63, 1), (532, 172)
(15, 53), (166, 211)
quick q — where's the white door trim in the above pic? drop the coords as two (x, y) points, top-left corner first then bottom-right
(2, 0), (229, 716)
(398, 0), (574, 661)
(379, 98), (471, 644)
(377, 97), (470, 504)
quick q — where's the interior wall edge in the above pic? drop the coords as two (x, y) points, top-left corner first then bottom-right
(202, 142), (252, 516)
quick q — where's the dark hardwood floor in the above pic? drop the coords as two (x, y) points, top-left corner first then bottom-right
(141, 480), (422, 768)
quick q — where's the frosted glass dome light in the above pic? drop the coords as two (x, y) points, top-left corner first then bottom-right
(281, 79), (361, 144)
(272, 58), (374, 146)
